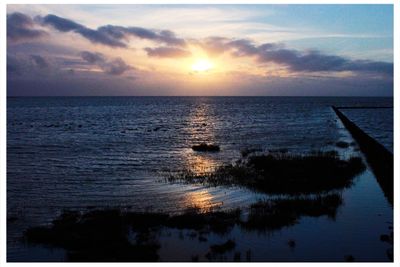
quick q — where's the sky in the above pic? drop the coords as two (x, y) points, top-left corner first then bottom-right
(6, 4), (393, 96)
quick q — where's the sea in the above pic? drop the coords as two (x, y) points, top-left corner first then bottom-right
(7, 96), (393, 261)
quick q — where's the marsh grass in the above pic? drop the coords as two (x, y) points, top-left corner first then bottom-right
(24, 208), (241, 261)
(167, 151), (366, 194)
(24, 193), (343, 261)
(241, 194), (343, 231)
(24, 209), (161, 261)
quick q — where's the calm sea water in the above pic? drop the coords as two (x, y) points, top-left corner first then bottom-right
(7, 96), (393, 261)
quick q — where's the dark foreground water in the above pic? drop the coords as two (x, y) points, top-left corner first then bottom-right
(7, 96), (393, 261)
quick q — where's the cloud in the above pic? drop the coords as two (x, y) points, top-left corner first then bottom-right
(98, 25), (186, 47)
(80, 51), (104, 64)
(8, 50), (132, 77)
(227, 39), (260, 56)
(35, 14), (186, 48)
(38, 14), (82, 32)
(37, 14), (126, 47)
(144, 47), (191, 58)
(30, 54), (49, 68)
(342, 60), (393, 74)
(80, 51), (132, 75)
(195, 36), (231, 56)
(7, 12), (47, 42)
(102, 58), (132, 75)
(155, 30), (186, 47)
(256, 46), (393, 75)
(7, 54), (54, 76)
(17, 12), (391, 77)
(199, 37), (393, 76)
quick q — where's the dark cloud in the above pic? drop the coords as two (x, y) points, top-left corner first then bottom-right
(157, 30), (186, 47)
(8, 53), (97, 78)
(227, 39), (259, 56)
(76, 27), (127, 48)
(30, 54), (49, 68)
(343, 60), (393, 74)
(38, 14), (82, 32)
(37, 14), (126, 48)
(144, 47), (191, 58)
(7, 54), (54, 76)
(256, 47), (393, 75)
(80, 51), (104, 64)
(102, 58), (132, 75)
(35, 14), (186, 48)
(97, 25), (128, 40)
(8, 51), (130, 78)
(200, 37), (393, 76)
(7, 13), (186, 47)
(80, 51), (132, 75)
(7, 12), (47, 42)
(126, 27), (158, 40)
(98, 25), (186, 47)
(257, 48), (348, 72)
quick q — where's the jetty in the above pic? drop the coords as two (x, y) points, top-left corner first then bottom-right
(333, 106), (393, 110)
(331, 106), (393, 204)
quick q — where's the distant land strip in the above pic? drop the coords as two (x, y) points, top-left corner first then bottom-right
(335, 106), (393, 109)
(332, 106), (393, 205)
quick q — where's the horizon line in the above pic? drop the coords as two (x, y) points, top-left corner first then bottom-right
(7, 95), (394, 98)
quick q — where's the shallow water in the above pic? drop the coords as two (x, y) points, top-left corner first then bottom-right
(7, 96), (393, 261)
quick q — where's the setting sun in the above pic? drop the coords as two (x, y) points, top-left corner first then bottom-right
(191, 59), (214, 72)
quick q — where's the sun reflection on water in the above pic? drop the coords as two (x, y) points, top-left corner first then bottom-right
(179, 101), (223, 211)
(186, 154), (218, 174)
(185, 102), (216, 139)
(183, 101), (221, 175)
(182, 189), (222, 212)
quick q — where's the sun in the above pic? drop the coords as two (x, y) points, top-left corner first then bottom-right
(191, 59), (214, 72)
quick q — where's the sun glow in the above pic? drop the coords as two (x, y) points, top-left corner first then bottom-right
(191, 59), (214, 72)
